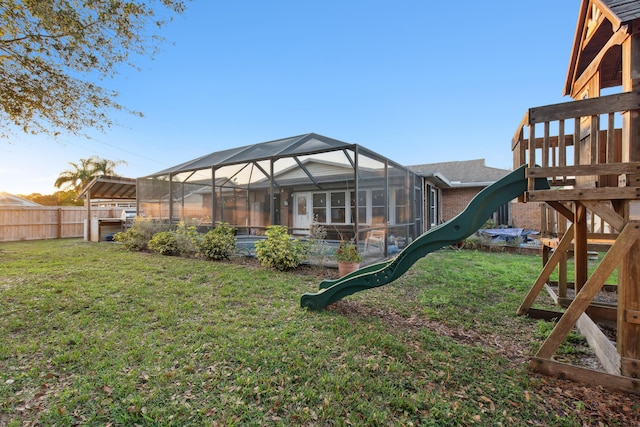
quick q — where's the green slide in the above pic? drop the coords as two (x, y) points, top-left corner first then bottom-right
(300, 165), (550, 310)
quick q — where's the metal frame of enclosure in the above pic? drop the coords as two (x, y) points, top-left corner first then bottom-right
(137, 133), (424, 261)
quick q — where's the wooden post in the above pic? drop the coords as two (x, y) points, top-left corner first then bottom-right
(559, 119), (566, 167)
(528, 124), (536, 192)
(618, 24), (640, 377)
(543, 121), (550, 167)
(574, 202), (588, 293)
(85, 188), (92, 241)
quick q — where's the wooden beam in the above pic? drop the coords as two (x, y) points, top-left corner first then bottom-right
(528, 186), (639, 202)
(528, 124), (536, 192)
(546, 201), (575, 222)
(527, 162), (640, 178)
(574, 203), (588, 293)
(528, 91), (640, 124)
(559, 119), (566, 167)
(607, 113), (616, 164)
(576, 311), (620, 375)
(590, 115), (599, 165)
(529, 358), (640, 395)
(517, 224), (575, 315)
(525, 308), (565, 321)
(622, 357), (640, 379)
(511, 112), (529, 149)
(85, 188), (91, 242)
(557, 299), (618, 323)
(572, 28), (629, 98)
(581, 200), (626, 231)
(527, 134), (575, 150)
(535, 223), (640, 359)
(543, 122), (550, 167)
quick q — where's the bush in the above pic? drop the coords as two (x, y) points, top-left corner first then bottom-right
(148, 231), (181, 255)
(174, 221), (200, 256)
(307, 217), (330, 266)
(197, 222), (237, 260)
(113, 217), (170, 251)
(255, 225), (307, 270)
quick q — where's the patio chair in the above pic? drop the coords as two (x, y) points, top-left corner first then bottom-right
(364, 229), (385, 254)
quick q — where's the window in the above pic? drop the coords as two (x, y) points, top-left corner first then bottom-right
(429, 186), (437, 227)
(301, 188), (402, 225)
(349, 190), (367, 224)
(297, 196), (307, 215)
(330, 192), (346, 223)
(371, 189), (385, 225)
(313, 193), (326, 222)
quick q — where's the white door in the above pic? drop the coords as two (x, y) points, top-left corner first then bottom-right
(293, 193), (312, 233)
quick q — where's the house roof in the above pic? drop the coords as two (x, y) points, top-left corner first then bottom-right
(564, 0), (640, 96)
(406, 159), (510, 187)
(603, 0), (640, 23)
(144, 133), (401, 177)
(0, 191), (42, 207)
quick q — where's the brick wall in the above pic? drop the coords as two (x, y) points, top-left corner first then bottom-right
(440, 187), (542, 231)
(441, 187), (481, 221)
(509, 201), (543, 231)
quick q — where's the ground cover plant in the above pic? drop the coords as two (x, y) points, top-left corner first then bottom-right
(1, 239), (639, 426)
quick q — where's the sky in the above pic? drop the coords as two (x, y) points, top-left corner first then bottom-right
(1, 0), (583, 195)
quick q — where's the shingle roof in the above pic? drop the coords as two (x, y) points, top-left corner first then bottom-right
(0, 192), (42, 206)
(406, 159), (510, 186)
(602, 0), (640, 23)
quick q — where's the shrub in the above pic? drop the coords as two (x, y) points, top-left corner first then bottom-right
(307, 217), (330, 266)
(113, 217), (170, 251)
(174, 221), (200, 256)
(255, 225), (307, 270)
(148, 231), (181, 256)
(197, 222), (237, 260)
(336, 239), (363, 263)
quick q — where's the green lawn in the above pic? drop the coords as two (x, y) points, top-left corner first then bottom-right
(0, 239), (637, 426)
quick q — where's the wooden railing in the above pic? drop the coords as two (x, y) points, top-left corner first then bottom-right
(512, 91), (640, 197)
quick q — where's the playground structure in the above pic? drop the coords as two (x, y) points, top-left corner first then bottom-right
(303, 1), (640, 394)
(510, 0), (640, 394)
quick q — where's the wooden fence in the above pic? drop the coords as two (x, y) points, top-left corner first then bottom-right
(0, 206), (122, 242)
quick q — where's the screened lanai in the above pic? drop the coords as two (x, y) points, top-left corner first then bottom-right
(137, 133), (423, 260)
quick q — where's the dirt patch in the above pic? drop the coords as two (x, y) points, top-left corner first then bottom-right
(326, 299), (640, 426)
(327, 299), (531, 364)
(226, 255), (340, 279)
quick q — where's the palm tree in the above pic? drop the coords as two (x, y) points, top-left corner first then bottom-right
(91, 158), (127, 176)
(54, 156), (127, 195)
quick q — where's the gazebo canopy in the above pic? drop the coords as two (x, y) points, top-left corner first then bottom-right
(79, 176), (137, 200)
